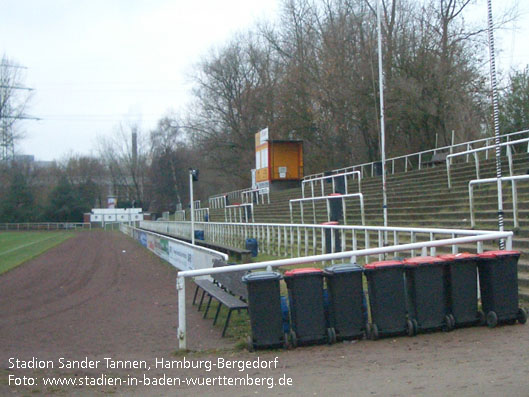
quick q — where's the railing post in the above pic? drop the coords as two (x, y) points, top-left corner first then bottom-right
(512, 180), (518, 229)
(474, 152), (480, 180)
(507, 145), (513, 176)
(446, 157), (452, 189)
(177, 276), (186, 350)
(469, 183), (475, 228)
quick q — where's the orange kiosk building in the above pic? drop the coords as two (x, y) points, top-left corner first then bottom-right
(254, 127), (303, 192)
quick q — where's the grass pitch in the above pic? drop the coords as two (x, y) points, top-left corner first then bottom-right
(0, 231), (75, 275)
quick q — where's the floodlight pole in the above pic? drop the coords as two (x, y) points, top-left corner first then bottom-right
(189, 170), (195, 245)
(486, 0), (505, 249)
(377, 0), (389, 240)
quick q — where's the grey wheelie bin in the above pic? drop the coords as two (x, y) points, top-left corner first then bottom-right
(284, 268), (334, 346)
(404, 256), (453, 333)
(242, 271), (288, 350)
(324, 263), (365, 340)
(438, 253), (483, 328)
(364, 260), (414, 339)
(477, 250), (527, 327)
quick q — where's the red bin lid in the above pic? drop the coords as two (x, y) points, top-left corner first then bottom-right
(364, 260), (403, 269)
(329, 193), (342, 197)
(321, 221), (339, 225)
(438, 252), (478, 260)
(478, 250), (520, 259)
(404, 256), (445, 266)
(284, 267), (323, 277)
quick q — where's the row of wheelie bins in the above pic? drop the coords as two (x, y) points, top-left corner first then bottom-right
(243, 250), (527, 351)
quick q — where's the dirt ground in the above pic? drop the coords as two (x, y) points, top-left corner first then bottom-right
(1, 230), (528, 396)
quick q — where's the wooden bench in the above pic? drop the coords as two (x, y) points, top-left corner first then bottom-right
(198, 241), (252, 263)
(422, 151), (448, 167)
(192, 260), (249, 337)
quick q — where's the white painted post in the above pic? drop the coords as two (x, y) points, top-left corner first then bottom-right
(177, 276), (186, 350)
(512, 179), (519, 229)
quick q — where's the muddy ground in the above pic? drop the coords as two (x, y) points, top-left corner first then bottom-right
(0, 230), (527, 396)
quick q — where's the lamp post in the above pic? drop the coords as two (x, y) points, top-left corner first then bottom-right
(189, 168), (199, 245)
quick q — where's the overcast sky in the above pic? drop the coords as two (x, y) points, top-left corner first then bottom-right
(1, 0), (528, 162)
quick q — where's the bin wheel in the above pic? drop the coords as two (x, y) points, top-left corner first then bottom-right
(486, 311), (498, 328)
(331, 328), (337, 344)
(443, 315), (453, 332)
(370, 323), (379, 341)
(412, 319), (418, 336)
(517, 308), (528, 325)
(365, 323), (372, 340)
(283, 333), (290, 349)
(478, 310), (486, 326)
(246, 336), (254, 352)
(290, 330), (297, 348)
(449, 314), (456, 330)
(326, 328), (336, 345)
(406, 319), (414, 337)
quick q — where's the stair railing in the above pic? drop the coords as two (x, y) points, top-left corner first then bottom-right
(446, 137), (529, 188)
(289, 193), (365, 226)
(304, 128), (529, 181)
(469, 174), (529, 228)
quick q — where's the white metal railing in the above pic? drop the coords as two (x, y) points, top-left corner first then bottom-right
(140, 220), (511, 262)
(173, 227), (513, 349)
(194, 208), (210, 222)
(224, 203), (254, 223)
(446, 137), (529, 188)
(304, 129), (529, 181)
(209, 194), (227, 209)
(194, 200), (201, 209)
(241, 188), (270, 205)
(302, 170), (361, 198)
(174, 210), (186, 221)
(289, 193), (365, 225)
(0, 222), (92, 231)
(469, 174), (529, 228)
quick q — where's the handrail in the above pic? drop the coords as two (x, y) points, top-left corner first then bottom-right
(302, 170), (361, 198)
(469, 174), (529, 228)
(171, 228), (512, 349)
(141, 220), (509, 263)
(209, 195), (227, 209)
(224, 203), (254, 223)
(241, 188), (270, 205)
(446, 137), (529, 188)
(289, 193), (365, 225)
(194, 208), (210, 222)
(304, 128), (529, 181)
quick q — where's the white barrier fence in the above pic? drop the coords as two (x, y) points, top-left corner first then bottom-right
(140, 220), (512, 263)
(120, 224), (227, 272)
(0, 222), (92, 231)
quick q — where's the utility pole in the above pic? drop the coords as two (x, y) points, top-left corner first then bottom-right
(0, 59), (37, 162)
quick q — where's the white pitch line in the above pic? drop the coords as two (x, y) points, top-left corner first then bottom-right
(0, 234), (61, 257)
